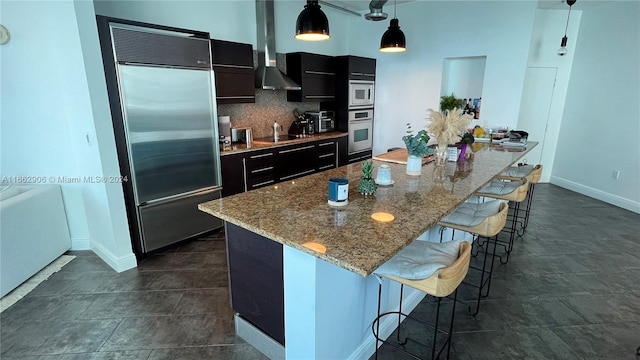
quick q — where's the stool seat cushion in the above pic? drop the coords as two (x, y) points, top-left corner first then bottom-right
(500, 165), (534, 178)
(479, 179), (526, 196)
(375, 240), (462, 280)
(441, 200), (502, 227)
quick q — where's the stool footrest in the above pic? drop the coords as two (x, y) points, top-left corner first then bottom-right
(372, 309), (452, 360)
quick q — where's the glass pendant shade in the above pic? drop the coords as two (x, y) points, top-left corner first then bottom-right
(380, 18), (406, 52)
(557, 0), (576, 56)
(295, 1), (330, 41)
(557, 35), (568, 56)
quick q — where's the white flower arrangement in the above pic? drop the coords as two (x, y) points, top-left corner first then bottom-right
(426, 108), (473, 147)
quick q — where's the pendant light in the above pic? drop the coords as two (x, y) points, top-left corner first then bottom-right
(557, 0), (577, 56)
(380, 0), (406, 52)
(295, 0), (330, 41)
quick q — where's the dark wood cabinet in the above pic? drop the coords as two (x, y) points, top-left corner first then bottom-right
(336, 55), (376, 81)
(276, 143), (317, 182)
(286, 52), (335, 102)
(245, 150), (276, 190)
(220, 136), (347, 197)
(337, 135), (348, 167)
(347, 149), (373, 164)
(220, 148), (275, 197)
(211, 39), (255, 104)
(226, 223), (284, 345)
(316, 139), (339, 172)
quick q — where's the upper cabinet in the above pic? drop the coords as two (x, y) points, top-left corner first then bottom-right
(336, 56), (376, 81)
(211, 39), (255, 104)
(286, 52), (335, 102)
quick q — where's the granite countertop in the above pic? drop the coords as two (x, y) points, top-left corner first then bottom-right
(200, 142), (537, 277)
(220, 131), (347, 155)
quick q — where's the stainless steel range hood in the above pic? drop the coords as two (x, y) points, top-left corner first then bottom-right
(255, 0), (301, 90)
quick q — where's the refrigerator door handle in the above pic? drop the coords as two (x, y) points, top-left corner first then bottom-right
(140, 186), (221, 207)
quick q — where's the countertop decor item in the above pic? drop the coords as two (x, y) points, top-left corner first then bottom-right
(427, 108), (473, 166)
(357, 160), (377, 195)
(402, 123), (433, 175)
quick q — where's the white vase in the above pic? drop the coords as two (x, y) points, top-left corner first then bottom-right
(406, 155), (422, 176)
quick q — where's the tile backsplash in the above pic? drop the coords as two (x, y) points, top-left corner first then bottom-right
(217, 89), (318, 139)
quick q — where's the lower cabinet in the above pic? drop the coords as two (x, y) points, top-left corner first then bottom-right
(220, 136), (346, 197)
(220, 148), (275, 197)
(276, 143), (317, 182)
(226, 222), (284, 345)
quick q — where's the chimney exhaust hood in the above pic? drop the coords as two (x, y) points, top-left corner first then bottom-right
(255, 0), (301, 90)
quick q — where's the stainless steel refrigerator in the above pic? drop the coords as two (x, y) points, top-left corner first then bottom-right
(97, 17), (222, 254)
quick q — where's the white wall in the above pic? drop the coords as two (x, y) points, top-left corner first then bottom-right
(550, 0), (640, 212)
(93, 0), (352, 56)
(347, 1), (538, 155)
(0, 0), (136, 272)
(441, 56), (486, 101)
(519, 8), (582, 183)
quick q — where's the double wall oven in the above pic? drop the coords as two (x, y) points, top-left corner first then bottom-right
(347, 109), (373, 156)
(347, 80), (374, 161)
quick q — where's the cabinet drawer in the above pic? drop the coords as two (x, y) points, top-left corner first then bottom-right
(246, 151), (275, 168)
(276, 144), (317, 181)
(246, 151), (275, 183)
(317, 141), (337, 171)
(247, 175), (276, 190)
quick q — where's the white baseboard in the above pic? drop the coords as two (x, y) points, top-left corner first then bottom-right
(235, 314), (285, 360)
(70, 237), (91, 250)
(90, 240), (137, 273)
(550, 176), (640, 214)
(348, 289), (426, 360)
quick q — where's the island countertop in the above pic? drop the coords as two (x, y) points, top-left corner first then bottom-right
(199, 142), (537, 277)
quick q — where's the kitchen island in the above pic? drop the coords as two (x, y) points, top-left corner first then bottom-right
(199, 142), (537, 359)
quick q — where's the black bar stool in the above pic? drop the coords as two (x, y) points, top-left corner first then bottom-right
(372, 240), (472, 360)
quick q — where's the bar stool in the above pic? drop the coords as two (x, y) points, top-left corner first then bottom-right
(372, 240), (471, 360)
(475, 178), (529, 264)
(438, 201), (508, 315)
(497, 164), (543, 234)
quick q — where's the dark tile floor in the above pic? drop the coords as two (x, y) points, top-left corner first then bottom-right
(1, 184), (638, 359)
(375, 184), (640, 360)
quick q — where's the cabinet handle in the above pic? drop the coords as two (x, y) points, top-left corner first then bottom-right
(278, 145), (315, 154)
(335, 142), (339, 168)
(318, 164), (334, 170)
(303, 95), (334, 99)
(318, 142), (334, 147)
(364, 73), (375, 77)
(213, 64), (253, 69)
(251, 179), (275, 188)
(250, 152), (274, 159)
(350, 72), (364, 76)
(251, 166), (274, 174)
(319, 153), (334, 159)
(350, 154), (371, 163)
(304, 70), (335, 76)
(242, 158), (248, 192)
(280, 169), (315, 181)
